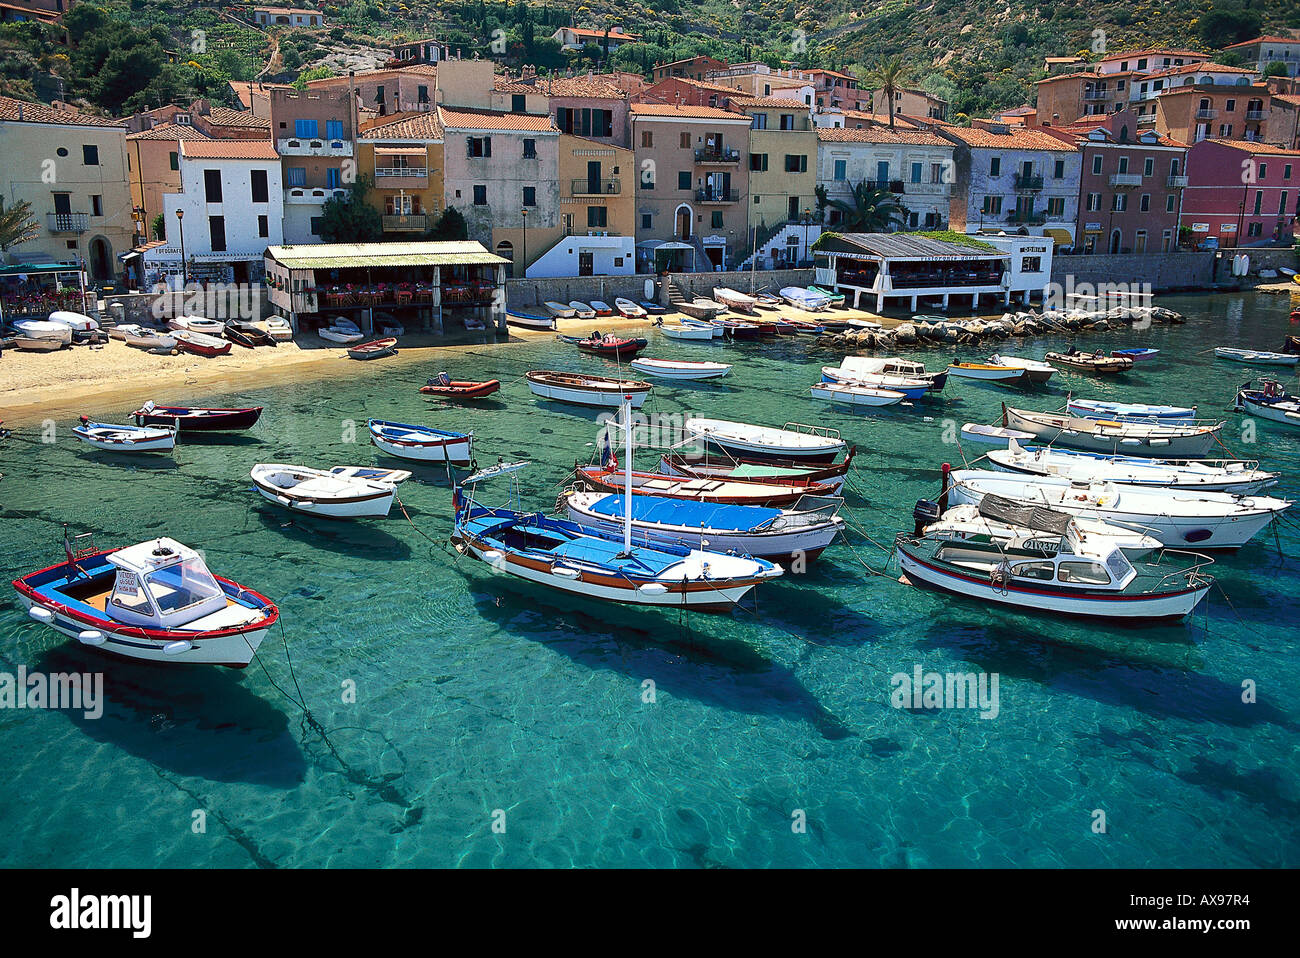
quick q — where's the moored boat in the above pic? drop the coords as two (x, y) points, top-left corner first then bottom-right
(525, 370), (651, 408)
(1214, 346), (1299, 367)
(568, 301), (597, 319)
(657, 321), (717, 341)
(809, 382), (907, 407)
(589, 300), (615, 317)
(544, 301), (576, 318)
(806, 284), (845, 307)
(419, 375), (502, 400)
(987, 441), (1279, 494)
(678, 297), (727, 320)
(264, 316), (294, 341)
(1001, 404), (1223, 458)
(919, 495), (1163, 557)
(959, 423), (1037, 448)
(319, 322), (364, 344)
(167, 315), (224, 336)
(639, 300), (669, 315)
(575, 465), (838, 506)
(987, 354), (1056, 384)
(347, 337), (397, 360)
(47, 310), (99, 332)
(712, 287), (758, 314)
(124, 328), (177, 351)
(226, 320), (276, 348)
(1112, 348), (1159, 362)
(628, 357), (731, 380)
(822, 356), (947, 392)
(133, 401), (262, 432)
(779, 286), (832, 311)
(368, 419), (473, 465)
(13, 320), (72, 345)
(251, 463), (411, 519)
(1234, 379), (1300, 427)
(1066, 399), (1196, 424)
(659, 446), (855, 494)
(946, 361), (1026, 383)
(685, 417), (846, 463)
(1045, 348), (1133, 374)
(73, 418), (177, 453)
(559, 332), (648, 357)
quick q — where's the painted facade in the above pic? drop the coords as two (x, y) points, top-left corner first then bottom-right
(1180, 139), (1300, 247)
(815, 126), (955, 231)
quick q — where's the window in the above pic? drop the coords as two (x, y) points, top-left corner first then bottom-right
(1285, 165), (1293, 180)
(1247, 222), (1262, 237)
(910, 162), (922, 184)
(468, 136), (491, 157)
(1282, 191), (1290, 216)
(1010, 561), (1054, 580)
(90, 195), (102, 216)
(587, 206), (607, 228)
(208, 215), (226, 252)
(1092, 155), (1103, 175)
(286, 167), (306, 187)
(641, 130), (652, 148)
(1143, 157), (1154, 177)
(309, 216), (322, 236)
(1140, 194), (1150, 212)
(473, 185), (487, 205)
(522, 187), (536, 206)
(1225, 99), (1235, 112)
(641, 213), (652, 230)
(1166, 194), (1176, 212)
(326, 168), (340, 189)
(750, 153), (768, 172)
(677, 171), (691, 190)
(523, 139), (536, 159)
(203, 169), (222, 203)
(1058, 562), (1111, 585)
(82, 144), (98, 166)
(258, 214), (269, 238)
(511, 94), (526, 113)
(751, 113), (767, 130)
(1118, 156), (1129, 174)
(711, 211), (723, 228)
(294, 119), (318, 138)
(779, 114), (794, 130)
(833, 159), (847, 181)
(989, 157), (1001, 176)
(1253, 190), (1263, 215)
(1258, 163), (1267, 181)
(680, 132), (690, 149)
(1053, 159), (1065, 179)
(981, 196), (1002, 215)
(1112, 193), (1127, 211)
(326, 120), (344, 140)
(251, 169), (269, 203)
(169, 151), (179, 171)
(784, 154), (807, 173)
(417, 85), (429, 104)
(1046, 197), (1064, 217)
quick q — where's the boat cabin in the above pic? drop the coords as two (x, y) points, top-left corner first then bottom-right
(105, 539), (227, 628)
(931, 530), (1137, 592)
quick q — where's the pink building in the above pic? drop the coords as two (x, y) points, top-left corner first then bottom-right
(1181, 139), (1300, 247)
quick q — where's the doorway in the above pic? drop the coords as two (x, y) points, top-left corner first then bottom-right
(87, 236), (112, 282)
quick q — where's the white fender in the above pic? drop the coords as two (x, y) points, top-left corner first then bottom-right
(637, 583), (669, 595)
(163, 640), (193, 655)
(27, 606), (54, 623)
(77, 630), (107, 646)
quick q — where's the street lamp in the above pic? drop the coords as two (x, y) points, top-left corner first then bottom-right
(175, 208), (187, 287)
(520, 207), (528, 280)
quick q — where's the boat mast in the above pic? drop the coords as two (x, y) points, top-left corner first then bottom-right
(622, 394), (633, 556)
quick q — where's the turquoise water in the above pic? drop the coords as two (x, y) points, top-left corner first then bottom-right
(2, 290), (1300, 868)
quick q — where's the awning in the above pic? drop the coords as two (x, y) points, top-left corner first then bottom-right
(655, 242), (694, 251)
(1043, 228), (1072, 246)
(0, 262), (80, 277)
(373, 146), (427, 156)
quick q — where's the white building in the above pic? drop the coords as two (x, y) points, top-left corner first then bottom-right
(815, 127), (955, 230)
(551, 27), (640, 52)
(525, 234), (635, 277)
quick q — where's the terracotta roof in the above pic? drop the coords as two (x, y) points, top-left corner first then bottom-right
(203, 106), (270, 128)
(359, 113), (444, 140)
(942, 125), (1079, 151)
(538, 76), (627, 99)
(493, 76), (537, 94)
(660, 77), (743, 95)
(180, 140), (279, 159)
(1210, 139), (1300, 157)
(0, 96), (123, 128)
(1098, 49), (1207, 63)
(629, 103), (748, 120)
(1143, 62), (1259, 80)
(839, 110), (920, 129)
(1224, 36), (1300, 50)
(437, 106), (556, 132)
(816, 126), (950, 146)
(127, 121), (212, 141)
(732, 96), (808, 109)
(1274, 94), (1300, 108)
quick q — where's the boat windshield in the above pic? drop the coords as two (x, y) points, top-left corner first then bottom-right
(142, 557), (223, 615)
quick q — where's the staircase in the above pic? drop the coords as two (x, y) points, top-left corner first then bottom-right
(666, 281), (688, 306)
(738, 222), (823, 270)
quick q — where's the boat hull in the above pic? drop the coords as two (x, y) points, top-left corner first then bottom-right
(368, 421), (473, 464)
(1003, 407), (1218, 458)
(252, 478), (395, 518)
(565, 507), (839, 561)
(134, 406), (263, 432)
(526, 375), (650, 408)
(1236, 393), (1300, 427)
(629, 359), (730, 380)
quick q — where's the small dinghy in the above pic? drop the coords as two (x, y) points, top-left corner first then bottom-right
(658, 321), (717, 341)
(526, 370), (652, 408)
(124, 328), (177, 351)
(639, 300), (669, 315)
(686, 417), (846, 463)
(1214, 347), (1299, 367)
(347, 337), (397, 360)
(226, 320), (276, 348)
(754, 292), (784, 311)
(678, 297), (727, 320)
(560, 332), (648, 358)
(544, 301), (576, 318)
(987, 354), (1056, 384)
(168, 315), (225, 336)
(575, 466), (839, 507)
(419, 373), (501, 400)
(13, 532), (278, 666)
(1002, 404), (1223, 458)
(806, 284), (845, 307)
(505, 309), (555, 330)
(251, 463), (411, 519)
(1234, 379), (1300, 428)
(819, 366), (930, 400)
(264, 316), (294, 342)
(74, 417), (177, 452)
(47, 310), (99, 332)
(13, 320), (72, 345)
(779, 287), (832, 311)
(1045, 348), (1133, 374)
(946, 361), (1027, 383)
(987, 441), (1279, 494)
(959, 423), (1037, 448)
(660, 447), (856, 495)
(173, 330), (232, 358)
(1112, 348), (1158, 362)
(710, 317), (761, 340)
(628, 357), (731, 380)
(1066, 399), (1195, 424)
(712, 287), (758, 314)
(614, 298), (647, 318)
(809, 382), (907, 407)
(12, 336), (65, 352)
(589, 300), (614, 317)
(134, 401), (262, 432)
(319, 318), (364, 344)
(569, 301), (597, 320)
(368, 419), (473, 465)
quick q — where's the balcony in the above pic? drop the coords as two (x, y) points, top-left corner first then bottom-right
(277, 137), (353, 157)
(1195, 108), (1218, 119)
(1083, 88), (1109, 100)
(694, 147), (740, 164)
(1245, 109), (1266, 121)
(47, 212), (88, 233)
(862, 179), (906, 194)
(1005, 211), (1047, 226)
(374, 166), (428, 188)
(1166, 174), (1189, 188)
(285, 187), (345, 205)
(1109, 172), (1143, 188)
(382, 214), (428, 232)
(571, 177), (621, 195)
(695, 188), (738, 203)
(1014, 172), (1044, 191)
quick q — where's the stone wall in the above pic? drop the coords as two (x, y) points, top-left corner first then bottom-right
(101, 287), (273, 325)
(1051, 246), (1298, 291)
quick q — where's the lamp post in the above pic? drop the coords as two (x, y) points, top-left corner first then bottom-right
(802, 207), (811, 267)
(175, 208), (187, 288)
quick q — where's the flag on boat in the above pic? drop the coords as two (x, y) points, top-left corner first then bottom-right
(601, 431), (617, 470)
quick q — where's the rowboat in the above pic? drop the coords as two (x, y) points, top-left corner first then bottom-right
(1234, 379), (1300, 427)
(660, 446), (855, 494)
(809, 382), (907, 407)
(73, 418), (177, 452)
(1112, 348), (1159, 362)
(419, 376), (501, 400)
(376, 319), (405, 337)
(946, 361), (1026, 383)
(368, 419), (472, 465)
(639, 300), (669, 315)
(987, 354), (1056, 384)
(168, 315), (224, 336)
(944, 468), (1289, 551)
(12, 320), (72, 344)
(108, 323), (144, 342)
(806, 284), (845, 307)
(614, 298), (646, 318)
(822, 356), (947, 392)
(505, 308), (556, 330)
(568, 301), (597, 319)
(896, 499), (1212, 621)
(987, 441), (1279, 494)
(685, 417), (846, 463)
(678, 316), (719, 331)
(172, 330), (233, 358)
(264, 316), (294, 341)
(251, 464), (411, 519)
(713, 287), (758, 314)
(959, 424), (1037, 448)
(575, 465), (838, 507)
(589, 300), (614, 317)
(658, 322), (717, 341)
(1066, 399), (1195, 424)
(319, 324), (364, 344)
(844, 319), (884, 331)
(47, 310), (99, 332)
(13, 532), (278, 667)
(559, 332), (648, 358)
(12, 336), (65, 352)
(912, 314), (949, 324)
(133, 402), (262, 432)
(628, 357), (731, 380)
(780, 287), (832, 311)
(544, 301), (576, 318)
(226, 320), (276, 348)
(1001, 405), (1222, 458)
(710, 317), (761, 340)
(563, 490), (845, 561)
(347, 337), (397, 360)
(781, 318), (825, 335)
(1044, 349), (1133, 373)
(678, 297), (727, 320)
(525, 370), (651, 408)
(124, 328), (177, 351)
(1214, 347), (1299, 366)
(919, 497), (1163, 557)
(754, 293), (784, 311)
(819, 367), (930, 399)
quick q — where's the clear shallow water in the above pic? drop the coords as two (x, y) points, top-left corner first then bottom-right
(2, 290), (1299, 869)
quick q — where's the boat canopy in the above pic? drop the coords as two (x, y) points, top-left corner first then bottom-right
(106, 539), (226, 628)
(977, 494), (1073, 537)
(586, 493), (783, 531)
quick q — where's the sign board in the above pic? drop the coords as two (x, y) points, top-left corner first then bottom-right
(1191, 222), (1210, 233)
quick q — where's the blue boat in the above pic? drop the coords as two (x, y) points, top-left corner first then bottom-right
(1111, 348), (1158, 361)
(505, 308), (555, 330)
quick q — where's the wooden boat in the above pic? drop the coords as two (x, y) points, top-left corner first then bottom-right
(658, 322), (717, 341)
(678, 297), (726, 320)
(987, 441), (1279, 495)
(12, 320), (72, 344)
(823, 356), (947, 392)
(251, 464), (410, 519)
(226, 320), (276, 348)
(1235, 379), (1300, 428)
(264, 316), (294, 342)
(1045, 348), (1133, 373)
(628, 357), (731, 380)
(368, 419), (472, 465)
(809, 382), (907, 407)
(319, 324), (364, 344)
(133, 402), (262, 432)
(1214, 347), (1299, 367)
(946, 361), (1026, 383)
(639, 300), (669, 315)
(685, 417), (846, 463)
(168, 315), (224, 336)
(589, 300), (615, 317)
(1112, 348), (1158, 362)
(47, 310), (98, 332)
(710, 317), (761, 340)
(544, 301), (576, 318)
(172, 330), (233, 358)
(819, 365), (931, 399)
(1066, 400), (1195, 424)
(525, 370), (651, 408)
(779, 287), (832, 311)
(505, 308), (556, 330)
(614, 298), (647, 318)
(13, 532), (278, 666)
(754, 292), (784, 311)
(419, 376), (501, 400)
(347, 337), (397, 360)
(73, 418), (177, 452)
(1002, 404), (1222, 458)
(1283, 335), (1300, 355)
(712, 287), (758, 314)
(844, 319), (883, 331)
(12, 336), (65, 352)
(960, 423), (1036, 448)
(568, 301), (597, 319)
(575, 465), (838, 507)
(781, 318), (826, 335)
(660, 446), (856, 494)
(108, 323), (143, 342)
(123, 328), (177, 351)
(912, 314), (949, 324)
(987, 354), (1056, 384)
(559, 332), (648, 358)
(806, 284), (845, 307)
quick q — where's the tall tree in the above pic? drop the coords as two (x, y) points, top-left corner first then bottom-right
(824, 182), (905, 233)
(317, 175), (383, 244)
(0, 198), (40, 251)
(866, 56), (907, 128)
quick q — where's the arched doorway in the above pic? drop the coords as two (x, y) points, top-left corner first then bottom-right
(674, 204), (693, 241)
(87, 236), (113, 282)
(1108, 229), (1122, 254)
(496, 241), (515, 278)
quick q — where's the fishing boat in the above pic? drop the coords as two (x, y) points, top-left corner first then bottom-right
(1044, 348), (1133, 374)
(563, 490), (845, 561)
(819, 367), (930, 400)
(959, 424), (1036, 448)
(264, 316), (294, 342)
(172, 330), (233, 358)
(944, 468), (1290, 550)
(568, 301), (597, 319)
(678, 297), (727, 320)
(167, 315), (224, 336)
(1234, 379), (1300, 427)
(12, 531), (279, 666)
(822, 356), (947, 392)
(946, 361), (1027, 383)
(368, 419), (473, 465)
(123, 328), (177, 351)
(628, 357), (731, 380)
(614, 299), (646, 318)
(781, 318), (826, 335)
(47, 310), (99, 332)
(896, 500), (1212, 621)
(639, 300), (669, 315)
(559, 332), (648, 358)
(709, 317), (761, 340)
(685, 417), (846, 463)
(1214, 347), (1299, 367)
(1066, 399), (1196, 424)
(12, 320), (72, 345)
(589, 300), (614, 317)
(347, 337), (398, 360)
(505, 309), (556, 330)
(919, 496), (1163, 557)
(779, 286), (832, 311)
(319, 321), (364, 344)
(575, 465), (838, 507)
(806, 284), (845, 307)
(73, 418), (177, 453)
(1112, 348), (1159, 362)
(660, 446), (855, 494)
(712, 287), (758, 314)
(657, 321), (717, 341)
(987, 441), (1279, 494)
(133, 401), (262, 432)
(987, 354), (1056, 384)
(544, 301), (576, 318)
(419, 375), (501, 400)
(754, 292), (784, 311)
(525, 370), (652, 408)
(808, 382), (907, 407)
(250, 464), (411, 519)
(1001, 405), (1222, 458)
(225, 320), (275, 348)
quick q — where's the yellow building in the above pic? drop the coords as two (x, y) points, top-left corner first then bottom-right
(735, 97), (819, 238)
(357, 113), (446, 237)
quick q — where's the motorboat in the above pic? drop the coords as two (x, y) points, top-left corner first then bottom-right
(628, 357), (731, 380)
(808, 382), (907, 407)
(525, 370), (652, 408)
(1066, 400), (1196, 424)
(987, 354), (1056, 384)
(946, 361), (1026, 383)
(920, 496), (1163, 557)
(959, 424), (1037, 448)
(1112, 348), (1158, 362)
(46, 310), (99, 332)
(133, 401), (262, 432)
(1001, 405), (1223, 458)
(987, 441), (1279, 494)
(73, 418), (177, 453)
(822, 356), (947, 392)
(558, 332), (648, 358)
(1234, 379), (1300, 427)
(819, 368), (929, 400)
(172, 330), (232, 357)
(1044, 348), (1133, 373)
(1214, 347), (1299, 367)
(368, 419), (473, 465)
(250, 463), (411, 519)
(574, 465), (838, 507)
(419, 375), (502, 400)
(660, 446), (855, 495)
(685, 417), (846, 463)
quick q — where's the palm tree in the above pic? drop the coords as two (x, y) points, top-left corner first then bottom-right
(866, 56), (906, 129)
(825, 181), (906, 233)
(0, 199), (40, 252)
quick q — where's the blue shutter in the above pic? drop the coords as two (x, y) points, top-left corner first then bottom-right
(326, 120), (343, 140)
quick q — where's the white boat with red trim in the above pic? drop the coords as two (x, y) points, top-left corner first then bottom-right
(367, 419), (473, 465)
(73, 418), (177, 453)
(251, 463), (411, 518)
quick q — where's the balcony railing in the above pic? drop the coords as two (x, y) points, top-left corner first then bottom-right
(1245, 109), (1266, 120)
(1014, 173), (1044, 191)
(277, 137), (353, 157)
(861, 179), (906, 194)
(1109, 172), (1143, 188)
(1166, 174), (1189, 188)
(571, 177), (620, 195)
(382, 214), (428, 231)
(47, 212), (88, 233)
(375, 166), (428, 178)
(1195, 108), (1218, 119)
(1006, 211), (1047, 226)
(696, 188), (739, 203)
(1083, 88), (1109, 100)
(694, 147), (740, 164)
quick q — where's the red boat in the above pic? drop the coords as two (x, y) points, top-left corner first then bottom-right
(347, 337), (397, 360)
(560, 333), (648, 358)
(420, 376), (502, 400)
(132, 402), (263, 432)
(574, 465), (837, 506)
(660, 446), (856, 491)
(172, 330), (233, 358)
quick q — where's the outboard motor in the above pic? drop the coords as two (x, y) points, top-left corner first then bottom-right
(913, 498), (941, 536)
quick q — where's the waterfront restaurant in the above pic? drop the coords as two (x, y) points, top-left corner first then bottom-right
(811, 232), (1049, 313)
(263, 240), (509, 335)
